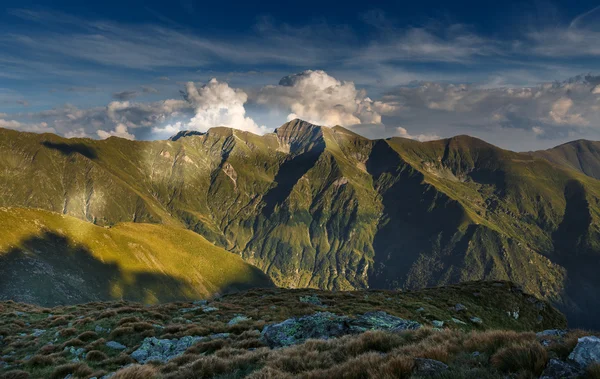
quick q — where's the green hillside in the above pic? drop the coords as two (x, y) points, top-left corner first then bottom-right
(532, 139), (600, 180)
(1, 121), (600, 328)
(0, 208), (272, 306)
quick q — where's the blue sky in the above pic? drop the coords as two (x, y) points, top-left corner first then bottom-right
(0, 0), (599, 150)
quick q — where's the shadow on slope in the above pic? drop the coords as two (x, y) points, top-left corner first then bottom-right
(41, 141), (98, 159)
(0, 231), (255, 307)
(552, 180), (600, 329)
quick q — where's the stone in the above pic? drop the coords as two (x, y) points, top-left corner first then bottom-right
(537, 329), (568, 338)
(568, 336), (600, 368)
(228, 315), (251, 326)
(469, 317), (483, 324)
(105, 341), (127, 350)
(540, 359), (583, 379)
(299, 295), (324, 306)
(130, 334), (227, 363)
(261, 311), (421, 348)
(413, 358), (448, 376)
(64, 346), (86, 359)
(31, 329), (46, 337)
(432, 320), (444, 328)
(95, 325), (110, 334)
(192, 300), (208, 306)
(202, 305), (218, 313)
(451, 317), (467, 325)
(416, 307), (426, 313)
(454, 303), (467, 312)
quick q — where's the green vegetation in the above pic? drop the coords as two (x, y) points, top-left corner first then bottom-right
(1, 120), (600, 328)
(0, 208), (272, 305)
(0, 281), (571, 378)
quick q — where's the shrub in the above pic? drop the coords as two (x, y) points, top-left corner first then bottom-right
(113, 364), (159, 379)
(85, 350), (109, 362)
(77, 330), (98, 341)
(0, 370), (30, 379)
(25, 354), (54, 367)
(50, 363), (93, 379)
(490, 342), (548, 375)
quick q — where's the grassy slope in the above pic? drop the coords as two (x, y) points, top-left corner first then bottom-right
(0, 207), (272, 306)
(0, 281), (568, 378)
(2, 123), (600, 327)
(532, 139), (600, 180)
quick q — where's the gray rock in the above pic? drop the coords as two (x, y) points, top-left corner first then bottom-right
(192, 300), (208, 306)
(299, 295), (324, 306)
(261, 311), (421, 348)
(568, 336), (600, 368)
(416, 307), (426, 313)
(540, 359), (583, 379)
(413, 358), (448, 376)
(228, 315), (251, 326)
(31, 329), (46, 337)
(95, 325), (110, 334)
(470, 317), (483, 325)
(451, 317), (467, 325)
(130, 334), (227, 363)
(63, 346), (86, 359)
(432, 320), (444, 328)
(179, 306), (201, 313)
(105, 341), (127, 350)
(537, 329), (568, 338)
(201, 305), (218, 313)
(454, 303), (467, 312)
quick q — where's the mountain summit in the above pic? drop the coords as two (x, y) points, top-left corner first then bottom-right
(1, 121), (600, 328)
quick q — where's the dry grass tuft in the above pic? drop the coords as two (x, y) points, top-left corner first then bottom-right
(588, 363), (600, 379)
(113, 364), (159, 379)
(86, 350), (109, 362)
(490, 341), (548, 375)
(0, 370), (30, 379)
(49, 362), (93, 379)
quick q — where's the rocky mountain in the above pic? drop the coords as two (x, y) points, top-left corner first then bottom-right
(1, 120), (600, 328)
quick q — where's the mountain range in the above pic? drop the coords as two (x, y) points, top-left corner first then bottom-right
(1, 119), (600, 328)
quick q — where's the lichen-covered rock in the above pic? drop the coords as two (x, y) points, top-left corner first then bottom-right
(540, 359), (583, 379)
(299, 295), (324, 306)
(131, 336), (205, 363)
(349, 311), (421, 333)
(413, 358), (448, 376)
(537, 329), (567, 338)
(105, 341), (126, 350)
(31, 329), (46, 337)
(261, 311), (421, 348)
(470, 317), (483, 324)
(568, 336), (600, 368)
(228, 315), (251, 326)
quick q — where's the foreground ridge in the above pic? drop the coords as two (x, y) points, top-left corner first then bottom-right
(2, 281), (589, 379)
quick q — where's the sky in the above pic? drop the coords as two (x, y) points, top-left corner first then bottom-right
(0, 0), (599, 151)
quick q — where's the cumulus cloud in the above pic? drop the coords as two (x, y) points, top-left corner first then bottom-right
(0, 118), (55, 133)
(377, 75), (600, 139)
(97, 123), (135, 140)
(395, 127), (440, 142)
(258, 70), (392, 127)
(154, 78), (266, 136)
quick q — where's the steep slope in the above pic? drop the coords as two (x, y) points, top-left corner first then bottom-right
(0, 208), (272, 306)
(532, 139), (600, 180)
(2, 123), (600, 327)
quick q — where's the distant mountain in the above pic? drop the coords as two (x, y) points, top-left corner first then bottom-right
(531, 139), (600, 180)
(1, 120), (600, 327)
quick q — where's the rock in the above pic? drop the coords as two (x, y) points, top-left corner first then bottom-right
(95, 325), (110, 334)
(64, 346), (86, 359)
(130, 334), (227, 363)
(416, 307), (426, 313)
(469, 317), (483, 325)
(540, 359), (583, 379)
(261, 311), (421, 348)
(413, 358), (448, 376)
(192, 300), (208, 306)
(31, 329), (46, 337)
(179, 306), (201, 313)
(228, 315), (251, 326)
(202, 305), (218, 313)
(537, 329), (568, 338)
(432, 320), (444, 328)
(454, 303), (467, 312)
(568, 336), (600, 368)
(451, 317), (467, 325)
(105, 341), (127, 350)
(507, 310), (519, 320)
(299, 295), (324, 306)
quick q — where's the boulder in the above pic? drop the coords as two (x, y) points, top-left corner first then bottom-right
(105, 341), (126, 350)
(470, 317), (483, 325)
(261, 311), (421, 348)
(130, 334), (229, 364)
(537, 329), (567, 338)
(540, 359), (583, 379)
(568, 336), (600, 368)
(228, 315), (251, 326)
(413, 358), (448, 376)
(454, 303), (467, 312)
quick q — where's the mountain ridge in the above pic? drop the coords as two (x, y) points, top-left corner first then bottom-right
(1, 120), (600, 328)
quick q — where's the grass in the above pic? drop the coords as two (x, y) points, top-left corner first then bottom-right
(0, 281), (573, 378)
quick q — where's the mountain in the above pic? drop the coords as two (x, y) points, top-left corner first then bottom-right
(1, 120), (600, 328)
(0, 208), (272, 306)
(531, 139), (600, 180)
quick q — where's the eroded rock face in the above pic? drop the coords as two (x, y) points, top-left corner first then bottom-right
(568, 336), (600, 368)
(261, 311), (421, 348)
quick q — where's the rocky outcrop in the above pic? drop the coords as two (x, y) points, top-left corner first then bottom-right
(131, 334), (230, 363)
(568, 336), (600, 368)
(261, 311), (421, 348)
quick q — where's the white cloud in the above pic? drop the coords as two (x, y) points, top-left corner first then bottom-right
(258, 70), (389, 127)
(155, 78), (266, 136)
(0, 118), (55, 133)
(395, 126), (440, 142)
(97, 123), (135, 140)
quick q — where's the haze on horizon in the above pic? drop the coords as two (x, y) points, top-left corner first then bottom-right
(0, 0), (599, 151)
